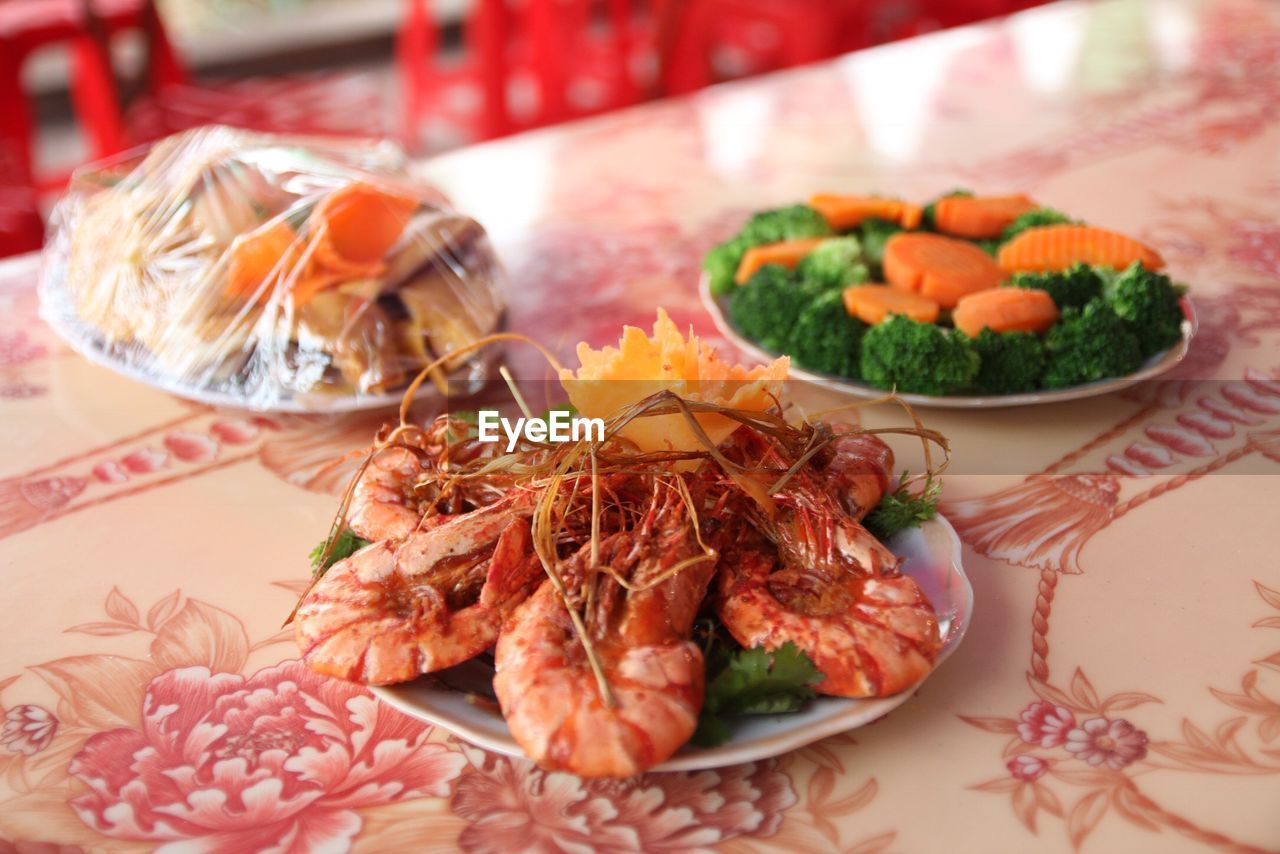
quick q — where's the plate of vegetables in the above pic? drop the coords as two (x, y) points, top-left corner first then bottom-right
(701, 192), (1196, 407)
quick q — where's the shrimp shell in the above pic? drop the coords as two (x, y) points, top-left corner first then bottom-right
(348, 445), (424, 541)
(296, 494), (539, 685)
(818, 429), (895, 521)
(495, 580), (705, 777)
(494, 480), (715, 777)
(716, 546), (941, 697)
(348, 414), (520, 542)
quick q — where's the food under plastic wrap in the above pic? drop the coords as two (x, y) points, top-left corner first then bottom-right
(38, 126), (506, 411)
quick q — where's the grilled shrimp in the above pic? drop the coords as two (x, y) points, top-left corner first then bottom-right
(716, 428), (940, 697)
(348, 414), (517, 541)
(494, 479), (716, 777)
(296, 492), (540, 685)
(716, 543), (940, 697)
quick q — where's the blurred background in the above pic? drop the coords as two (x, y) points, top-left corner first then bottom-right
(1, 0), (1049, 258)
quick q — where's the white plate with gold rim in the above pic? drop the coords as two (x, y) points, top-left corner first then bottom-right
(373, 514), (972, 772)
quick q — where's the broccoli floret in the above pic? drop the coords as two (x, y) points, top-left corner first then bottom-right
(1002, 207), (1077, 242)
(860, 315), (979, 395)
(1106, 262), (1185, 358)
(704, 236), (748, 297)
(1042, 298), (1143, 388)
(922, 188), (973, 230)
(789, 290), (866, 378)
(728, 264), (809, 352)
(705, 205), (831, 296)
(1007, 263), (1104, 310)
(740, 204), (830, 244)
(969, 329), (1046, 394)
(795, 237), (868, 291)
(858, 217), (903, 276)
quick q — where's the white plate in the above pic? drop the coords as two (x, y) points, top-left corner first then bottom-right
(373, 514), (973, 772)
(700, 274), (1197, 409)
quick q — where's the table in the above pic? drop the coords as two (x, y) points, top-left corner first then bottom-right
(2, 0), (1279, 849)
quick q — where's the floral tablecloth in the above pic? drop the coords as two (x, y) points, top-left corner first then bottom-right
(3, 0), (1280, 850)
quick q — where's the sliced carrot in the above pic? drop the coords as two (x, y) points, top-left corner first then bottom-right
(843, 285), (941, 325)
(882, 232), (1003, 308)
(225, 220), (299, 299)
(997, 224), (1165, 273)
(810, 194), (915, 230)
(734, 237), (828, 284)
(953, 287), (1060, 337)
(933, 194), (1036, 239)
(900, 202), (924, 230)
(310, 182), (419, 273)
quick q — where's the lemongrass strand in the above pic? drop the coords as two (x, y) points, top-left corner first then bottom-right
(804, 391), (902, 420)
(396, 332), (566, 429)
(587, 476), (715, 592)
(592, 552), (716, 592)
(584, 448), (602, 614)
(665, 393), (777, 514)
(306, 444), (375, 481)
(530, 450), (617, 708)
(590, 448), (601, 568)
(499, 364), (535, 420)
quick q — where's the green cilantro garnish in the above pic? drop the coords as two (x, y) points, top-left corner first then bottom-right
(309, 527), (370, 572)
(864, 472), (941, 542)
(693, 633), (824, 747)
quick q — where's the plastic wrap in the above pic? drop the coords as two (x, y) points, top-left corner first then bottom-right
(38, 126), (506, 411)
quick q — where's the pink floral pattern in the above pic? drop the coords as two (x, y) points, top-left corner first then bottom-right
(1017, 701), (1076, 749)
(1006, 755), (1048, 782)
(1064, 718), (1149, 770)
(0, 331), (45, 367)
(1, 705), (57, 756)
(451, 745), (794, 853)
(69, 661), (465, 852)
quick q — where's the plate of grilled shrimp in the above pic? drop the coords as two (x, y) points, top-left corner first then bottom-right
(290, 310), (973, 777)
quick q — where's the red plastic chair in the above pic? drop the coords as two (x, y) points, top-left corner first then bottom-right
(661, 0), (863, 94)
(0, 0), (142, 191)
(397, 0), (660, 149)
(660, 0), (1037, 94)
(0, 142), (43, 256)
(94, 2), (392, 146)
(0, 0), (158, 254)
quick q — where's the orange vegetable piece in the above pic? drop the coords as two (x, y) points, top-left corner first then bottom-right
(288, 267), (348, 306)
(310, 182), (419, 274)
(997, 224), (1165, 273)
(900, 202), (924, 230)
(734, 237), (828, 284)
(843, 285), (941, 325)
(225, 220), (299, 300)
(933, 194), (1036, 239)
(810, 194), (916, 230)
(953, 287), (1060, 337)
(882, 232), (1003, 308)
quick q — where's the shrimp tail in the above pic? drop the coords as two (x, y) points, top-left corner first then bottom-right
(479, 518), (542, 609)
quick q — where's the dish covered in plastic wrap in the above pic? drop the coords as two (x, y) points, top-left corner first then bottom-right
(38, 126), (506, 411)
